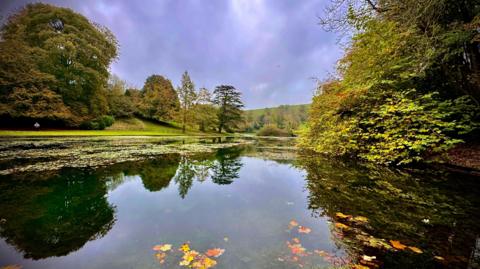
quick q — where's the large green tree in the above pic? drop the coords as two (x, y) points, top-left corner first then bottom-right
(141, 74), (179, 122)
(0, 3), (118, 127)
(212, 85), (244, 133)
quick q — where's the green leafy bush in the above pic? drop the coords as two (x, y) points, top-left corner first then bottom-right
(257, 124), (292, 137)
(81, 115), (115, 130)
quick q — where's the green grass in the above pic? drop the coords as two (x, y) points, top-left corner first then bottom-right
(0, 117), (207, 137)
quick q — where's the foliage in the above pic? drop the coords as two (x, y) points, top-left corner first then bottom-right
(212, 85), (244, 133)
(301, 2), (480, 165)
(140, 74), (179, 122)
(106, 74), (136, 118)
(241, 104), (309, 134)
(177, 71), (197, 133)
(80, 115), (114, 130)
(256, 124), (292, 137)
(194, 88), (218, 132)
(0, 3), (118, 126)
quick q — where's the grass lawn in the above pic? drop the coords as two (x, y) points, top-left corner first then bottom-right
(0, 117), (208, 137)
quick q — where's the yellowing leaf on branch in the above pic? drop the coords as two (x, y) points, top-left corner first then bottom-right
(390, 240), (407, 250)
(335, 212), (352, 219)
(334, 222), (350, 230)
(353, 216), (368, 223)
(408, 246), (423, 254)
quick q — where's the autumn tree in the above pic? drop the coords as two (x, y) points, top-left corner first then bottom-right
(0, 3), (118, 127)
(141, 75), (179, 122)
(177, 71), (197, 133)
(212, 85), (244, 133)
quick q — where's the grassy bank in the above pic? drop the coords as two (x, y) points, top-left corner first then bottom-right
(0, 117), (205, 137)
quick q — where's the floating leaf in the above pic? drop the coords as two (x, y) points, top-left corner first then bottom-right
(335, 212), (352, 219)
(180, 250), (199, 266)
(314, 249), (328, 257)
(155, 252), (167, 264)
(205, 248), (225, 258)
(390, 240), (407, 250)
(292, 237), (300, 244)
(179, 243), (191, 252)
(408, 246), (423, 254)
(191, 256), (217, 269)
(153, 244), (172, 252)
(434, 256), (445, 261)
(298, 226), (311, 234)
(223, 237), (229, 242)
(289, 220), (299, 227)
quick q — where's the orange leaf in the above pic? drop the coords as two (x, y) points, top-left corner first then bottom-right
(390, 240), (407, 250)
(292, 237), (300, 244)
(205, 248), (225, 258)
(298, 226), (311, 234)
(289, 220), (299, 227)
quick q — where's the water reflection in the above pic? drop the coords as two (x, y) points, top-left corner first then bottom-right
(299, 154), (480, 268)
(0, 170), (115, 260)
(0, 148), (244, 261)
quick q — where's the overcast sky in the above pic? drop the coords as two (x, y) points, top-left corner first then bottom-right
(1, 0), (342, 109)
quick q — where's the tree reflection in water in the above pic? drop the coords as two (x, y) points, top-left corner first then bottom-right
(0, 170), (115, 260)
(299, 154), (480, 269)
(0, 147), (244, 260)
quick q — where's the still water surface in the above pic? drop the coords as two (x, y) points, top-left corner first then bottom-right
(0, 138), (479, 269)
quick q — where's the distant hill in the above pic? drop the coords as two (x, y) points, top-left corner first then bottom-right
(241, 104), (310, 134)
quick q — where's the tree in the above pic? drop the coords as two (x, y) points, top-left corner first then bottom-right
(141, 75), (179, 122)
(212, 85), (244, 133)
(107, 74), (135, 118)
(194, 87), (218, 132)
(0, 3), (118, 127)
(177, 71), (197, 133)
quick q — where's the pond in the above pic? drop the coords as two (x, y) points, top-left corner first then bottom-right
(0, 137), (479, 269)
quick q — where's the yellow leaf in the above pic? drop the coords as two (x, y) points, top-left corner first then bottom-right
(434, 256), (445, 261)
(334, 222), (350, 230)
(353, 216), (368, 223)
(408, 246), (423, 254)
(153, 244), (172, 252)
(179, 243), (191, 252)
(289, 220), (299, 227)
(335, 212), (352, 219)
(390, 240), (407, 250)
(223, 237), (229, 242)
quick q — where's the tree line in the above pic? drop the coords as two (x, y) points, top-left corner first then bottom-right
(300, 0), (480, 165)
(0, 3), (243, 133)
(241, 104), (309, 136)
